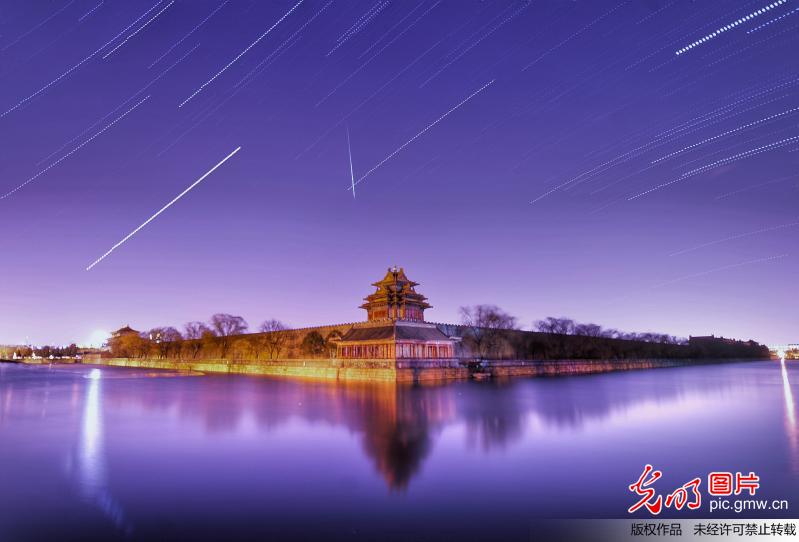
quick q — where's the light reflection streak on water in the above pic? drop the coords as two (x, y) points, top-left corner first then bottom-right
(781, 357), (795, 424)
(78, 369), (131, 534)
(780, 357), (798, 473)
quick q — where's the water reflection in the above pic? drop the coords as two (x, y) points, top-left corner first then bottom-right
(2, 361), (799, 540)
(780, 359), (798, 472)
(115, 368), (751, 490)
(72, 368), (131, 534)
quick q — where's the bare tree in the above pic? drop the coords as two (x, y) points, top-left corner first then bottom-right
(148, 326), (183, 358)
(184, 321), (211, 340)
(259, 319), (288, 359)
(210, 313), (248, 336)
(183, 321), (211, 359)
(574, 323), (603, 337)
(209, 313), (248, 358)
(534, 317), (576, 335)
(459, 305), (518, 360)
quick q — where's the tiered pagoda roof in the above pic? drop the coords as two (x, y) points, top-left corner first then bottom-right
(360, 266), (431, 322)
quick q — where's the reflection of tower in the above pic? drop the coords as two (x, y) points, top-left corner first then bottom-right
(350, 384), (456, 490)
(75, 369), (130, 533)
(360, 387), (430, 491)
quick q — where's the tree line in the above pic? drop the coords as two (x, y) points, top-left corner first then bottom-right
(105, 306), (768, 362)
(108, 313), (338, 360)
(457, 305), (768, 360)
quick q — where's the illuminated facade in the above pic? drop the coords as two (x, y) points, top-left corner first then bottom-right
(337, 267), (456, 360)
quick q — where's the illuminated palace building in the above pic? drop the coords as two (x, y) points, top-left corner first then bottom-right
(336, 267), (457, 361)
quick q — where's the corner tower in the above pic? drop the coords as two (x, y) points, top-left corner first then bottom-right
(360, 266), (432, 322)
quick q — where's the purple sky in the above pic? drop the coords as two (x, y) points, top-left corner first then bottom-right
(0, 0), (796, 346)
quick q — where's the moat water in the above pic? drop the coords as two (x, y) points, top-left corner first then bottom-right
(0, 360), (796, 541)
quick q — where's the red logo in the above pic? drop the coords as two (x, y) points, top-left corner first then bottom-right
(629, 466), (761, 514)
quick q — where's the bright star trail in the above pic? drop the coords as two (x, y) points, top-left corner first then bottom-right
(348, 79), (495, 189)
(78, 2), (104, 23)
(420, 0), (526, 87)
(178, 0), (304, 108)
(747, 5), (799, 33)
(628, 133), (799, 200)
(675, 0), (789, 55)
(36, 44), (199, 167)
(86, 146), (241, 271)
(652, 254), (789, 289)
(234, 0), (333, 89)
(148, 1), (227, 69)
(0, 2), (162, 118)
(669, 221), (799, 257)
(651, 106), (799, 163)
(327, 1), (390, 57)
(101, 1), (175, 59)
(0, 95), (151, 200)
(316, 1), (440, 107)
(1, 0), (76, 52)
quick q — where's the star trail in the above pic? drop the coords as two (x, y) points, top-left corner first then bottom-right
(0, 0), (795, 345)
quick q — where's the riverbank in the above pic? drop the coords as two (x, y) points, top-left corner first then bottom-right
(74, 356), (760, 383)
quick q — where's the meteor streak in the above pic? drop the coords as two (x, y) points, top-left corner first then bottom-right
(295, 37), (443, 159)
(0, 96), (151, 201)
(178, 0), (304, 108)
(346, 127), (356, 199)
(86, 146), (242, 271)
(347, 79), (494, 190)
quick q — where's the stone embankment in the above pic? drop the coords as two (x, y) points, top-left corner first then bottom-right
(80, 356), (756, 383)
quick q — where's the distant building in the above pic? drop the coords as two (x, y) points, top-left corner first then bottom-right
(111, 325), (141, 339)
(769, 344), (799, 359)
(689, 334), (736, 345)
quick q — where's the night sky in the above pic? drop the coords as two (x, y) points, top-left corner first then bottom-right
(1, 0), (796, 346)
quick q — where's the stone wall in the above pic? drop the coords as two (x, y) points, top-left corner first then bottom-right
(95, 356), (469, 383)
(479, 357), (754, 378)
(85, 356), (757, 383)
